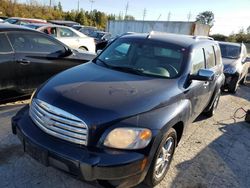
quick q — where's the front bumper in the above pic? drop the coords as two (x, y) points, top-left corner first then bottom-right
(12, 106), (148, 186)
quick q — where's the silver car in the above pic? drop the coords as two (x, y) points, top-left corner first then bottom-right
(38, 25), (96, 53)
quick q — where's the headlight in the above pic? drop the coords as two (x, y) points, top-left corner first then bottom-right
(29, 89), (36, 105)
(103, 128), (152, 149)
(224, 67), (237, 74)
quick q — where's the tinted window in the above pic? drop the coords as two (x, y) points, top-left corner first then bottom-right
(205, 46), (216, 68)
(58, 28), (77, 37)
(219, 43), (241, 59)
(191, 48), (205, 74)
(8, 32), (65, 54)
(98, 38), (184, 78)
(0, 33), (13, 53)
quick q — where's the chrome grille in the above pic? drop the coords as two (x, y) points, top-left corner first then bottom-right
(29, 98), (88, 145)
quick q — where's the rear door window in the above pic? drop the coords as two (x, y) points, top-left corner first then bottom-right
(8, 32), (65, 54)
(58, 28), (77, 37)
(205, 46), (216, 69)
(191, 48), (205, 74)
(0, 33), (13, 53)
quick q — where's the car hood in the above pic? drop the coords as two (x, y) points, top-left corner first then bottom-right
(35, 62), (179, 126)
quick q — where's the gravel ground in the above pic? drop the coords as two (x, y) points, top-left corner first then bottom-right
(0, 77), (249, 188)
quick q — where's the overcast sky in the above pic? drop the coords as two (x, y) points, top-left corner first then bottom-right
(21, 0), (250, 35)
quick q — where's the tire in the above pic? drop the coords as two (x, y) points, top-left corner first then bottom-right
(205, 89), (221, 117)
(144, 128), (177, 187)
(228, 77), (239, 93)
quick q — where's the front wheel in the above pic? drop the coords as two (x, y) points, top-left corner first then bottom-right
(144, 128), (177, 187)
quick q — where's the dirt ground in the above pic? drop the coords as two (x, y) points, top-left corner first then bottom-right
(0, 77), (249, 188)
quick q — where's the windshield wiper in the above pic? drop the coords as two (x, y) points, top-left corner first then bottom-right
(110, 66), (146, 75)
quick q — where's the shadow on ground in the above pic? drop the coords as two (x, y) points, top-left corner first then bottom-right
(170, 120), (250, 188)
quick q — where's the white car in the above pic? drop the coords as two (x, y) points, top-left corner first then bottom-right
(37, 25), (96, 53)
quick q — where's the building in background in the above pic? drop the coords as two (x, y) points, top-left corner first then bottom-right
(107, 20), (210, 37)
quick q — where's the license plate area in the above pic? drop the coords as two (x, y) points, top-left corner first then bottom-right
(25, 140), (48, 166)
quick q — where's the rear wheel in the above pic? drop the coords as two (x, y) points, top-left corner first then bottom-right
(144, 128), (177, 187)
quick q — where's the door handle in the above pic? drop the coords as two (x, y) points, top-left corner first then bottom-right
(16, 59), (31, 65)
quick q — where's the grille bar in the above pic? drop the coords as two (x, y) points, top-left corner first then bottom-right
(29, 99), (88, 145)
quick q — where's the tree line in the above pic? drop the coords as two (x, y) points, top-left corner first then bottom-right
(0, 0), (135, 29)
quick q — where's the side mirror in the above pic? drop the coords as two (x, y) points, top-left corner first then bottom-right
(189, 69), (215, 81)
(97, 50), (102, 55)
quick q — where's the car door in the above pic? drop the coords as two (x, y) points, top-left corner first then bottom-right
(56, 27), (80, 49)
(186, 47), (211, 119)
(7, 31), (80, 92)
(0, 33), (15, 91)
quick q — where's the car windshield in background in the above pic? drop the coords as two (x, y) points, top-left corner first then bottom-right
(97, 38), (184, 78)
(219, 44), (241, 59)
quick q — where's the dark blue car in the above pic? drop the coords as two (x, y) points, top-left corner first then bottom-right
(12, 32), (225, 187)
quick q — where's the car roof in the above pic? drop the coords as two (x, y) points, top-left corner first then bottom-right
(121, 31), (216, 48)
(49, 20), (79, 24)
(218, 41), (241, 47)
(0, 23), (36, 31)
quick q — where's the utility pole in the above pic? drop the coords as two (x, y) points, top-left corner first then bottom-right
(49, 0), (52, 7)
(157, 14), (161, 21)
(142, 8), (147, 32)
(90, 0), (95, 12)
(187, 11), (192, 22)
(167, 11), (171, 21)
(77, 0), (80, 12)
(124, 1), (129, 20)
(142, 8), (147, 21)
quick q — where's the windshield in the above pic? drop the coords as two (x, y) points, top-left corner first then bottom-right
(97, 38), (185, 78)
(4, 18), (17, 24)
(219, 43), (241, 59)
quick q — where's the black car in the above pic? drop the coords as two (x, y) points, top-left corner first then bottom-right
(0, 24), (96, 94)
(89, 31), (112, 51)
(219, 41), (249, 93)
(12, 33), (224, 187)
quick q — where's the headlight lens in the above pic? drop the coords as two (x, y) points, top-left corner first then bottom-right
(29, 89), (36, 105)
(224, 67), (237, 74)
(104, 128), (152, 149)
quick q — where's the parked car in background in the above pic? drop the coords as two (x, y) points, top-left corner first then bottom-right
(89, 31), (112, 51)
(219, 41), (249, 93)
(71, 25), (84, 31)
(4, 17), (47, 25)
(78, 26), (98, 36)
(12, 32), (224, 188)
(23, 23), (51, 30)
(48, 20), (80, 27)
(0, 16), (8, 20)
(0, 24), (96, 94)
(0, 18), (3, 23)
(37, 25), (96, 53)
